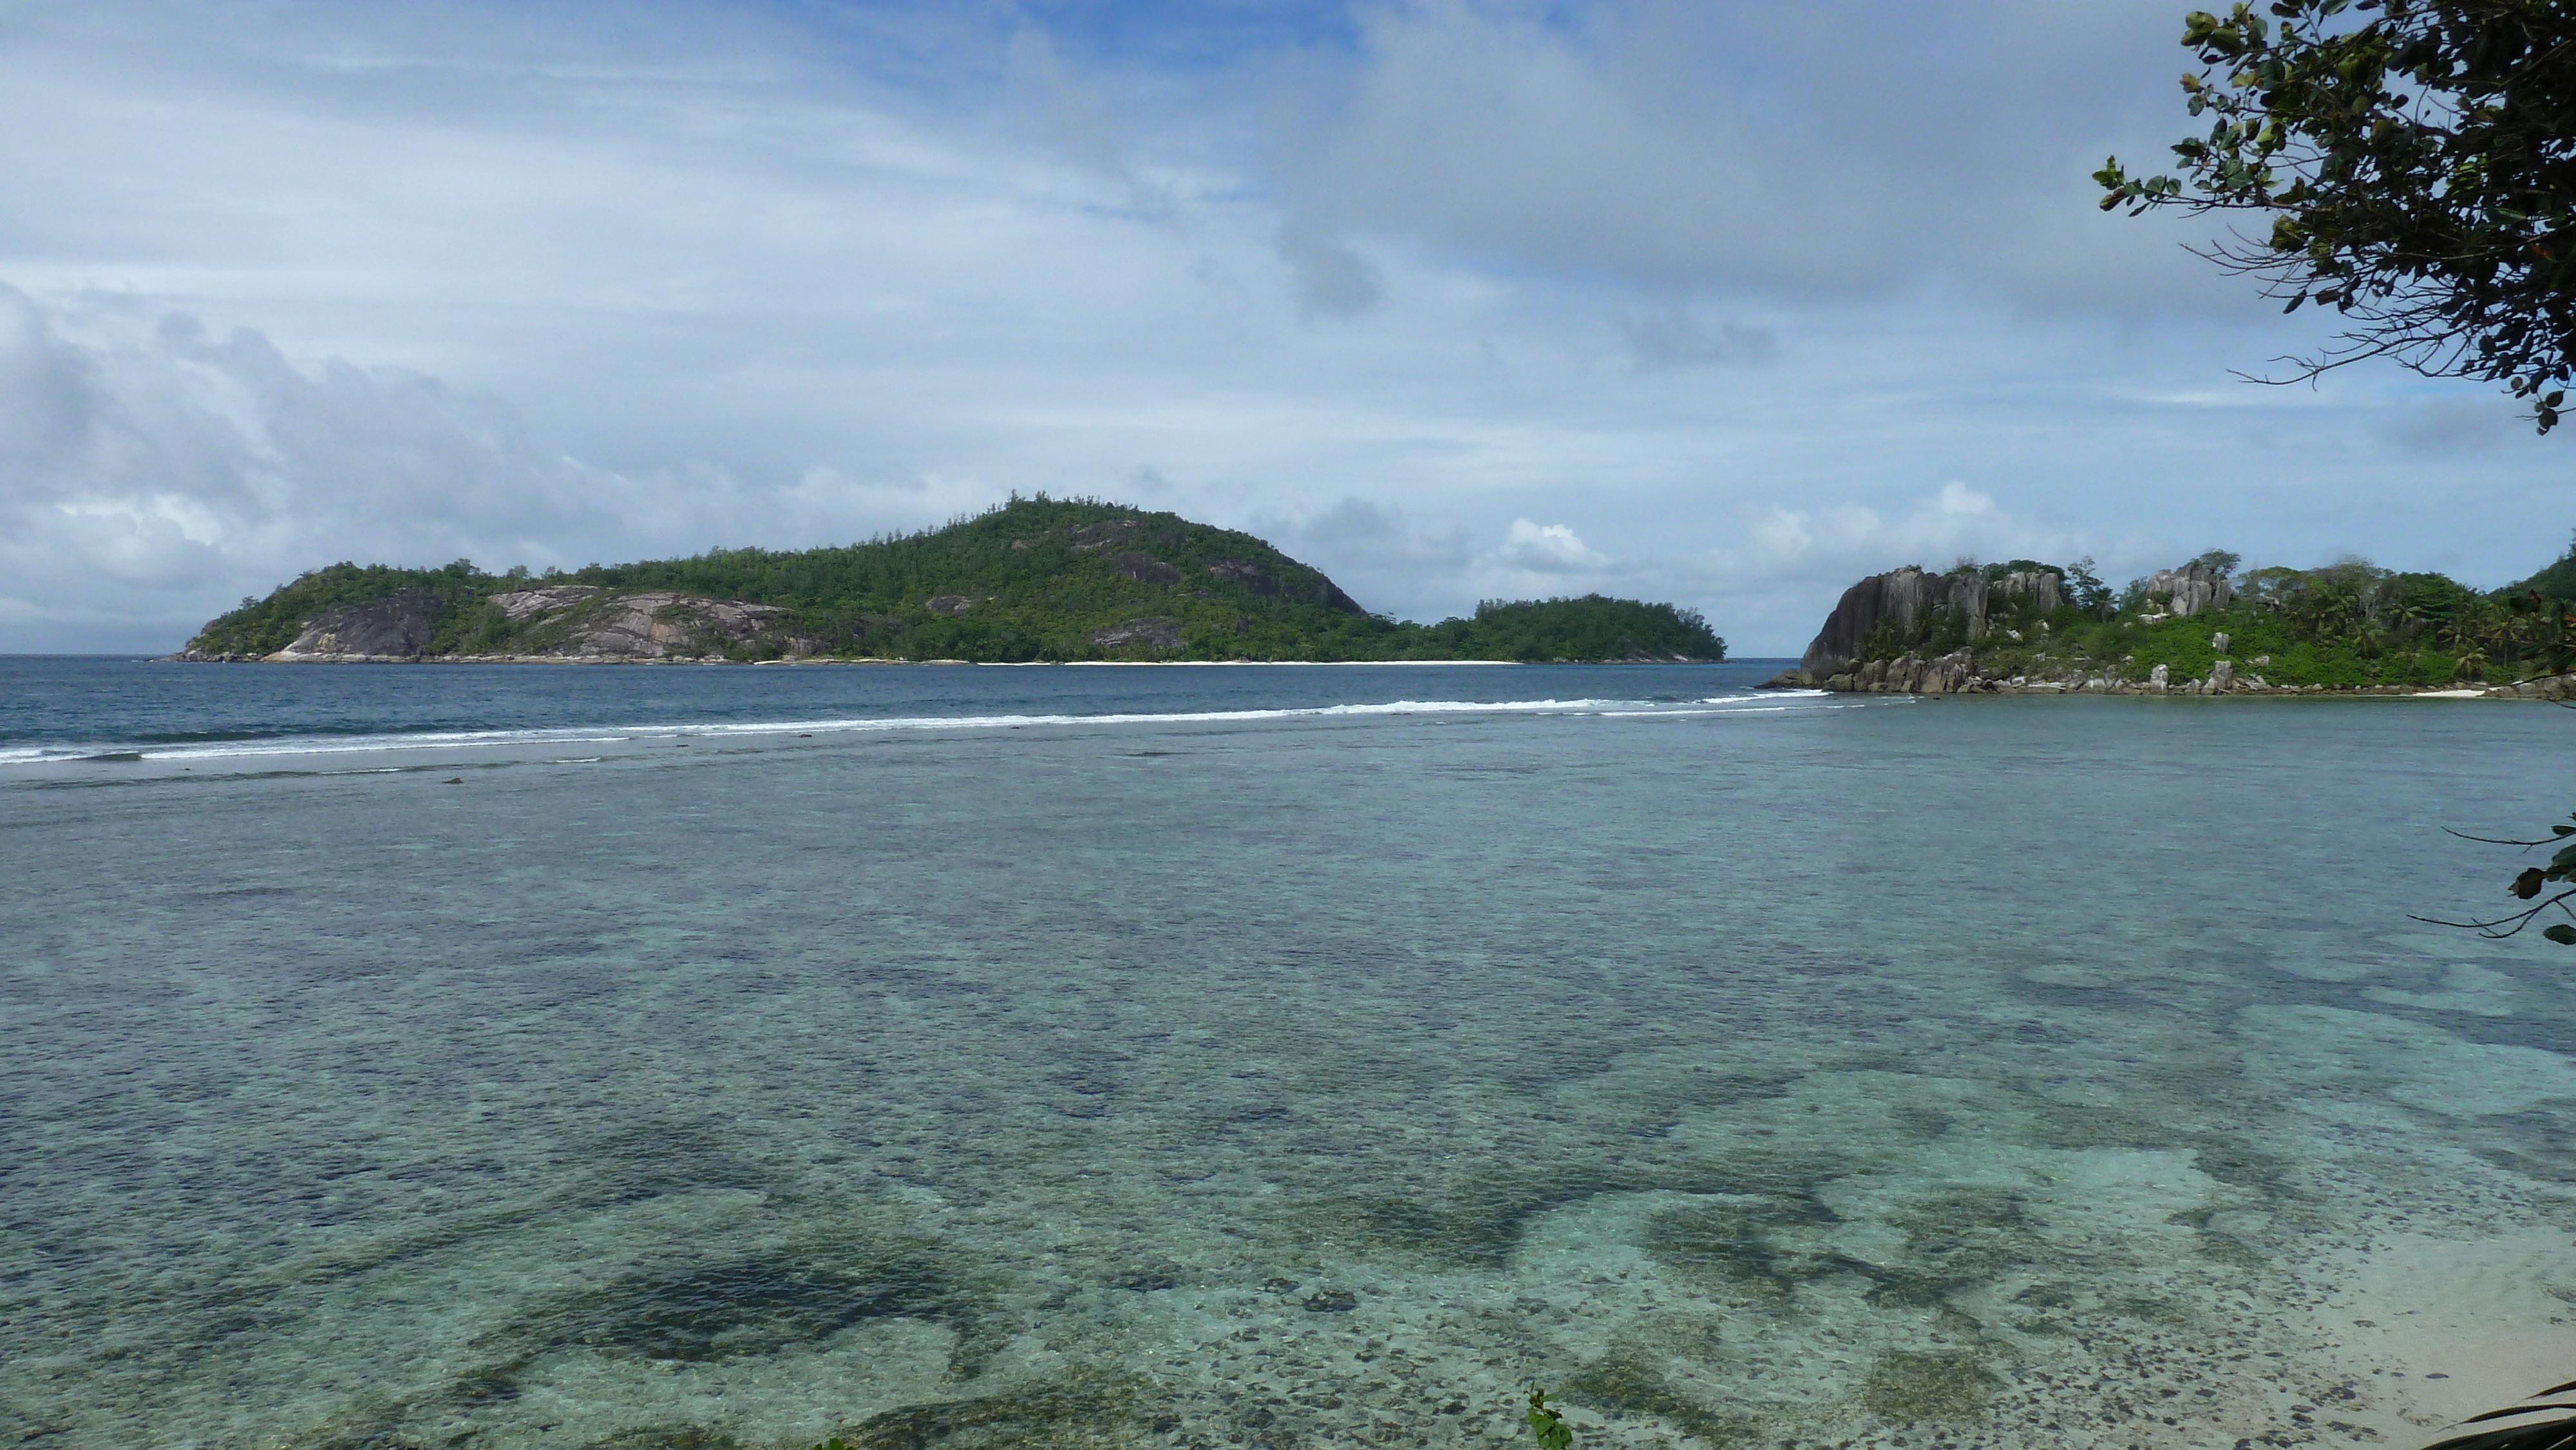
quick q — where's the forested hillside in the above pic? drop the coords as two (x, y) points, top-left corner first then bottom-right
(182, 497), (1725, 664)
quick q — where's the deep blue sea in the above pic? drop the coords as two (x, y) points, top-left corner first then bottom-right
(5, 657), (2573, 1450)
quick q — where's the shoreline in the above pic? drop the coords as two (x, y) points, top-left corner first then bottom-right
(156, 654), (1671, 667)
(1773, 658), (2576, 701)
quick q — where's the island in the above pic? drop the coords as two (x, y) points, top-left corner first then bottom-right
(175, 496), (1726, 665)
(1767, 547), (2576, 697)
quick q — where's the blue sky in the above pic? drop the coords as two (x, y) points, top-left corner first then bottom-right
(0, 0), (2564, 654)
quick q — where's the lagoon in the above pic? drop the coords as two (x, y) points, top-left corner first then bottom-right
(3, 658), (2571, 1449)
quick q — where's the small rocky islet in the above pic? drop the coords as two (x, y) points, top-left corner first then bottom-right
(1765, 549), (2576, 699)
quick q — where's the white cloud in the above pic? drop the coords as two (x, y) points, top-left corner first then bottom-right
(1492, 518), (1611, 573)
(0, 285), (1009, 650)
(1719, 482), (2062, 579)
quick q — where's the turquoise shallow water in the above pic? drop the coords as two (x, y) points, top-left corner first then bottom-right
(5, 661), (2574, 1450)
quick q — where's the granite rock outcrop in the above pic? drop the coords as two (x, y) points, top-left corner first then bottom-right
(196, 583), (826, 663)
(272, 589), (446, 659)
(1089, 617), (1185, 650)
(2144, 562), (2231, 618)
(1798, 565), (2064, 681)
(484, 587), (822, 660)
(1774, 556), (2533, 699)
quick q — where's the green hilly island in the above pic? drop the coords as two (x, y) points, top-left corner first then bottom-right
(182, 496), (1725, 664)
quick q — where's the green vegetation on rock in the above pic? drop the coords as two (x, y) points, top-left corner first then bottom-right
(1839, 543), (2576, 691)
(182, 496), (1724, 664)
(192, 558), (494, 659)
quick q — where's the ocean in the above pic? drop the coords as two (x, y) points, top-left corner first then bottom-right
(3, 655), (2571, 1450)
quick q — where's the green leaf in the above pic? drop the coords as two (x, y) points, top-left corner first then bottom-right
(1526, 1388), (1576, 1449)
(2544, 924), (2576, 946)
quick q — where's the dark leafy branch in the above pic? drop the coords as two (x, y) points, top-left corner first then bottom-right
(2417, 1379), (2576, 1450)
(2098, 0), (2576, 429)
(2415, 810), (2576, 943)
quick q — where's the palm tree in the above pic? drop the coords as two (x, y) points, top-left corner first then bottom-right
(2297, 578), (2363, 642)
(2438, 600), (2499, 657)
(2391, 592), (2438, 646)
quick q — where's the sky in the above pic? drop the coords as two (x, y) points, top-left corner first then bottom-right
(0, 0), (2567, 656)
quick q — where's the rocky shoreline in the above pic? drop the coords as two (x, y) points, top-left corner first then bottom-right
(1765, 650), (2576, 699)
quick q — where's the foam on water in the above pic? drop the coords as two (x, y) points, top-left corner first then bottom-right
(0, 657), (1824, 768)
(3, 665), (2572, 1450)
(26, 694), (1786, 765)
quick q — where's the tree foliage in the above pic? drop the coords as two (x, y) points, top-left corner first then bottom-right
(182, 498), (1727, 664)
(2098, 0), (2576, 428)
(1434, 596), (1723, 663)
(1840, 547), (2576, 687)
(184, 558), (488, 657)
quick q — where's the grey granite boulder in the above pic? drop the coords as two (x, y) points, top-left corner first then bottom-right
(1998, 570), (2062, 612)
(270, 590), (444, 659)
(484, 588), (816, 659)
(1799, 567), (2007, 681)
(2144, 562), (2232, 618)
(1090, 617), (1184, 650)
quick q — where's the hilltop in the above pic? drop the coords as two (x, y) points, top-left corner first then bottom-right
(1775, 544), (2576, 697)
(178, 497), (1725, 664)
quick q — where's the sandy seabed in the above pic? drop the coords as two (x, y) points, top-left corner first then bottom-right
(5, 686), (2574, 1450)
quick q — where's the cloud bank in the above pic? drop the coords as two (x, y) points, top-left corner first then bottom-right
(0, 1), (2562, 654)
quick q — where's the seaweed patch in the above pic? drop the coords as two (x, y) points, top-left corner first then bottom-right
(827, 1371), (1152, 1450)
(1860, 1350), (2001, 1426)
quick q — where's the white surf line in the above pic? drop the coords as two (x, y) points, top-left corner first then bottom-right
(3, 696), (1795, 767)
